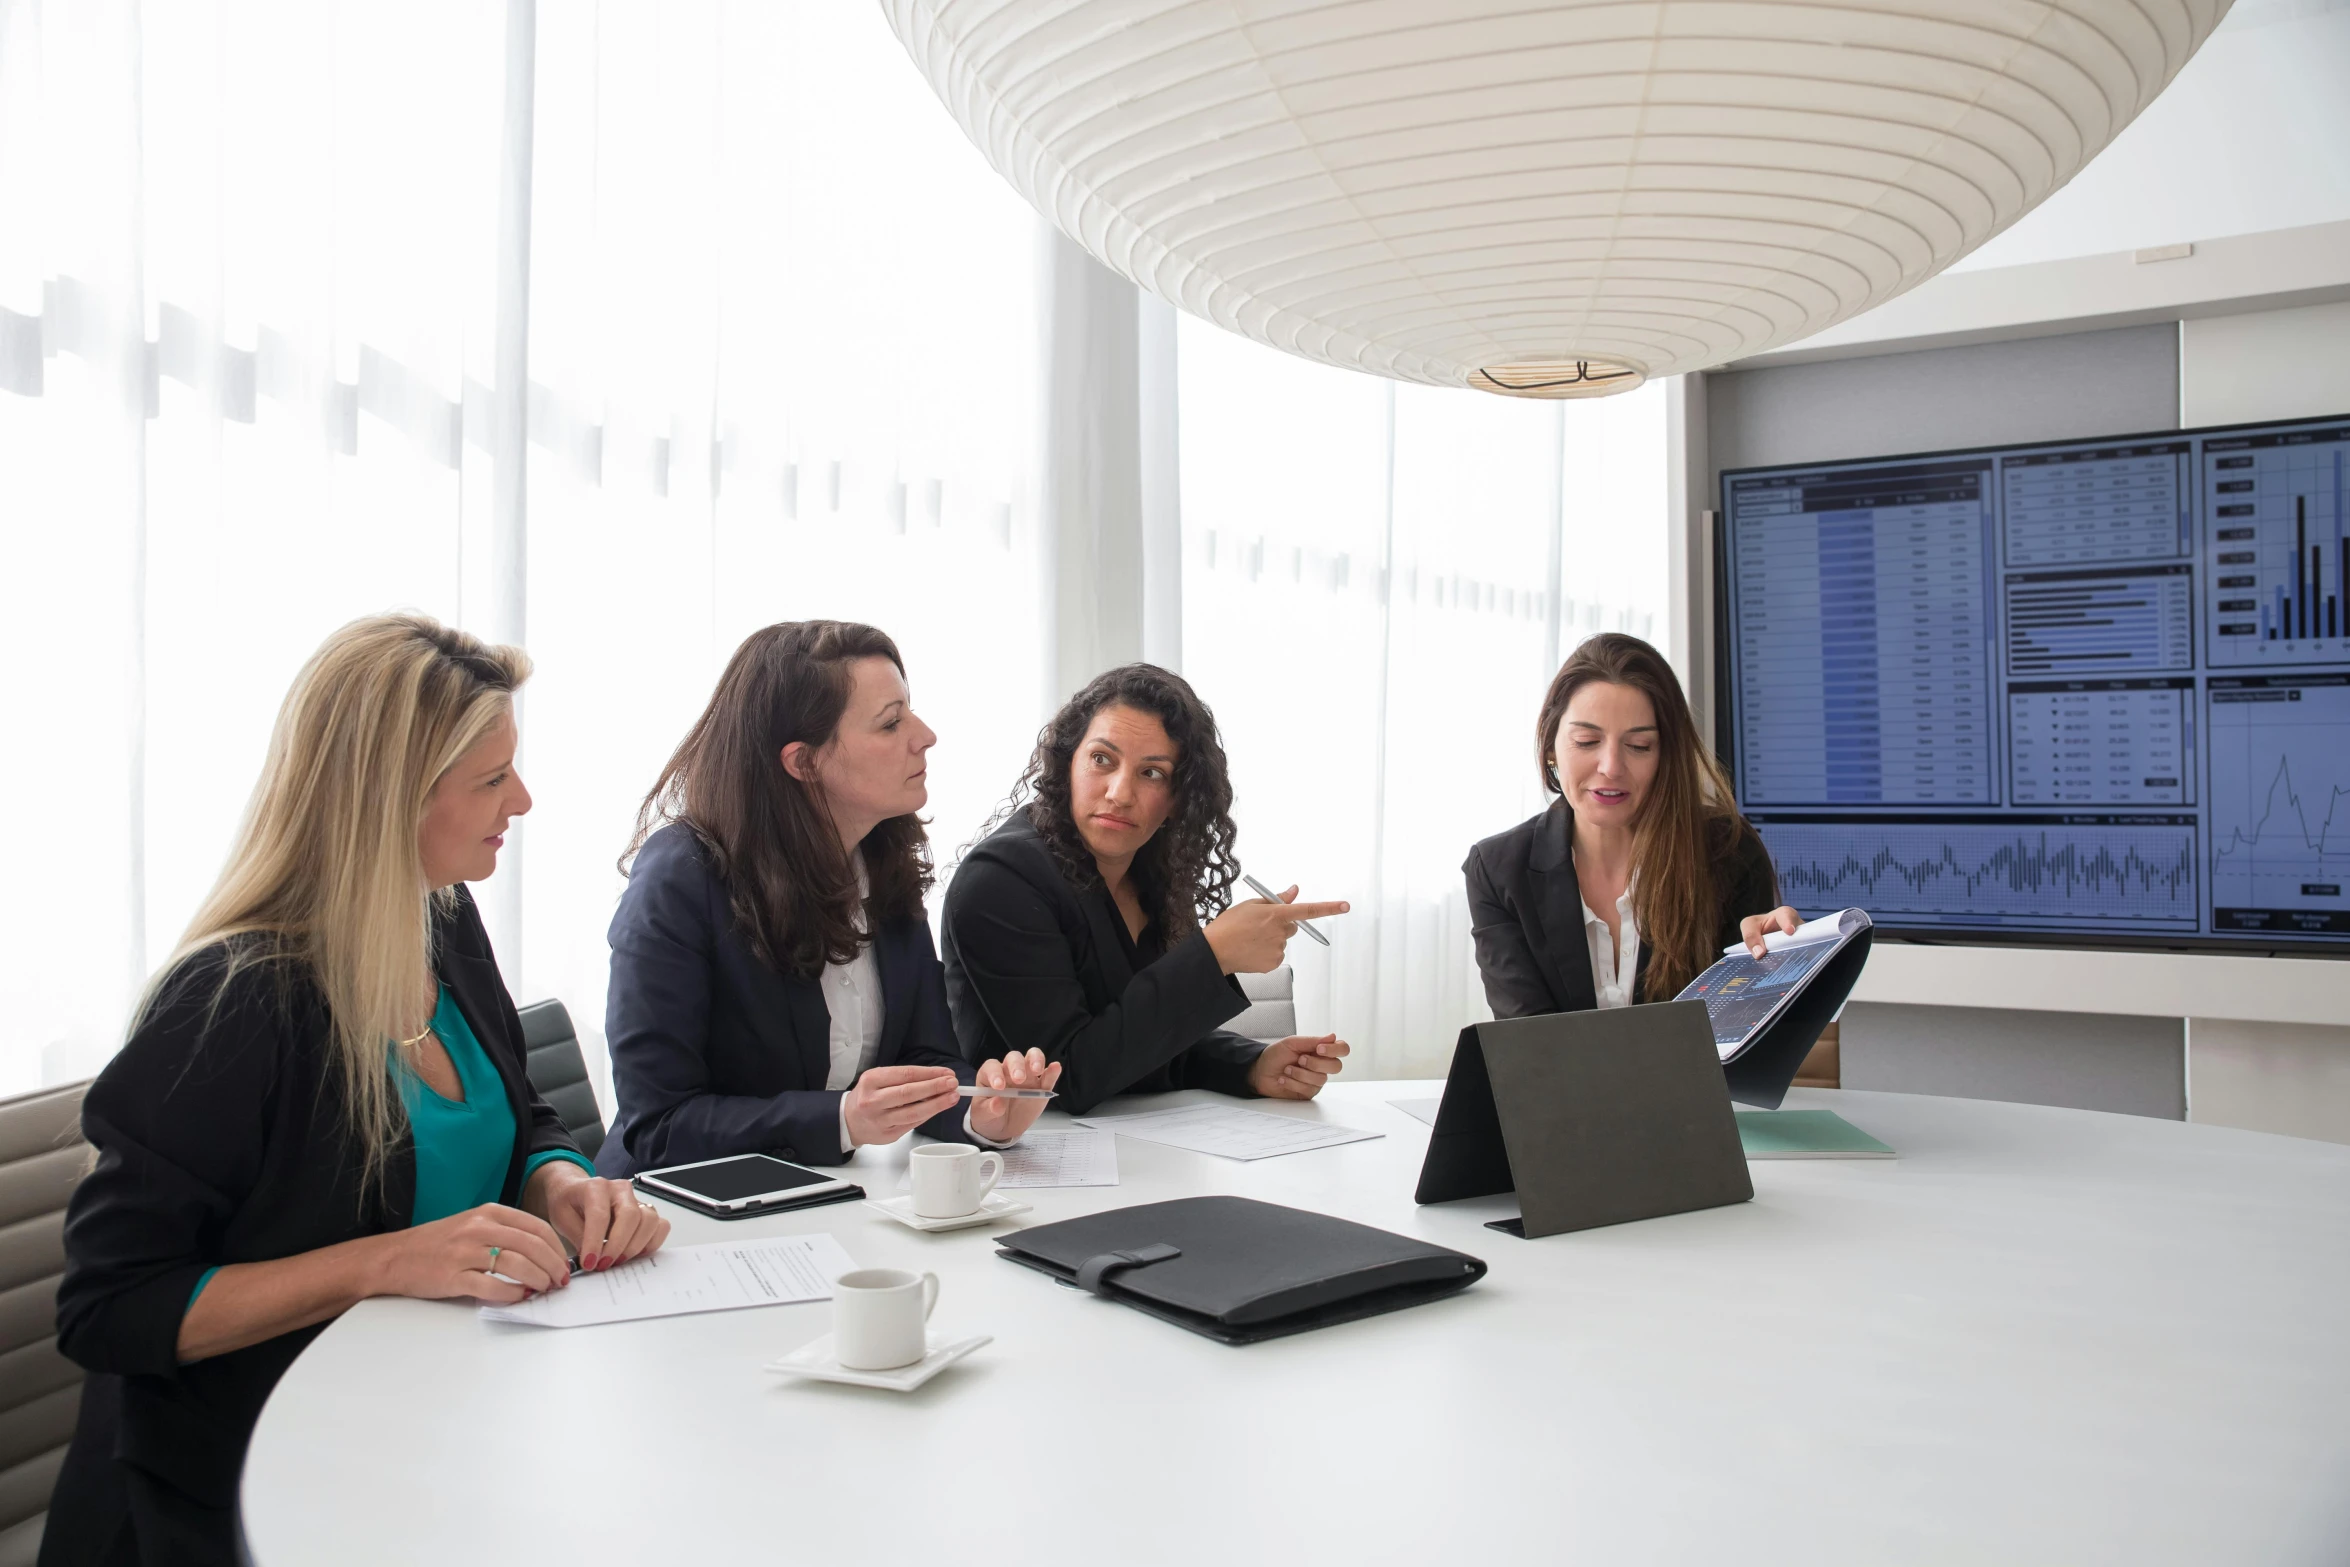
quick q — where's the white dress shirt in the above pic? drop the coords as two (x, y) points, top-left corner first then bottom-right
(823, 868), (1009, 1153)
(822, 921), (886, 1154)
(820, 937), (886, 1093)
(1580, 876), (1641, 1011)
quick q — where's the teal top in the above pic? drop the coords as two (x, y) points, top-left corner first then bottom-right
(186, 987), (594, 1309)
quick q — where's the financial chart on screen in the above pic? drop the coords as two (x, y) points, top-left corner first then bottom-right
(1721, 413), (2350, 950)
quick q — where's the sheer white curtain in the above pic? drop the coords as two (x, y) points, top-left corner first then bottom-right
(518, 2), (1044, 1100)
(0, 0), (1045, 1098)
(0, 1), (506, 1094)
(1178, 319), (1669, 1076)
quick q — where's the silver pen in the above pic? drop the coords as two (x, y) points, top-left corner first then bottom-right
(1243, 873), (1332, 946)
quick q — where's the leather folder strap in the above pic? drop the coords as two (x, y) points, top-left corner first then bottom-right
(1075, 1243), (1182, 1297)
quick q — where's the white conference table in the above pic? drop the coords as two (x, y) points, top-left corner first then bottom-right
(241, 1082), (2350, 1565)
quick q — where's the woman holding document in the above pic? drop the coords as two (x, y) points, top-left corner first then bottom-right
(942, 664), (1350, 1115)
(596, 621), (1058, 1178)
(47, 615), (663, 1567)
(1464, 633), (1803, 1017)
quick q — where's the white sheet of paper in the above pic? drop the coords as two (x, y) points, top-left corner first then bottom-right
(479, 1233), (855, 1329)
(993, 1127), (1119, 1188)
(1390, 1098), (1440, 1127)
(1723, 907), (1870, 955)
(1072, 1104), (1383, 1161)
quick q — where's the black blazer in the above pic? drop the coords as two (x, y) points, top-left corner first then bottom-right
(595, 823), (975, 1178)
(46, 887), (579, 1565)
(941, 810), (1264, 1116)
(1462, 799), (1781, 1017)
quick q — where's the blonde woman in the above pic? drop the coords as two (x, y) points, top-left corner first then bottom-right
(44, 614), (667, 1567)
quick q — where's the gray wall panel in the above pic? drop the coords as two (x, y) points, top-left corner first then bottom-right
(1706, 322), (2180, 486)
(1841, 1003), (2185, 1119)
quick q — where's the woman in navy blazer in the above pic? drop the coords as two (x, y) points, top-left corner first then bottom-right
(597, 622), (1058, 1177)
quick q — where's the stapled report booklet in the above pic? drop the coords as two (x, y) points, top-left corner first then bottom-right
(1674, 908), (1872, 1061)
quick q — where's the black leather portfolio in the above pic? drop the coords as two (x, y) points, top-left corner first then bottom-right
(1415, 1000), (1753, 1239)
(996, 1195), (1487, 1344)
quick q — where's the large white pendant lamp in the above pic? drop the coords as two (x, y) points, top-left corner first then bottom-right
(884, 0), (2230, 396)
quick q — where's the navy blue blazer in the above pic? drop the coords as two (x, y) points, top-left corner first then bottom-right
(595, 822), (976, 1177)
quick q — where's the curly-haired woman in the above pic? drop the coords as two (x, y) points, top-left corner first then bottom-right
(941, 664), (1350, 1116)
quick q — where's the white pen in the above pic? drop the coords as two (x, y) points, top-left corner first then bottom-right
(956, 1084), (1058, 1100)
(1243, 873), (1332, 946)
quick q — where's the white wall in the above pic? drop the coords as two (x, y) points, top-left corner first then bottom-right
(1952, 0), (2350, 275)
(2182, 300), (2350, 428)
(2189, 1019), (2350, 1144)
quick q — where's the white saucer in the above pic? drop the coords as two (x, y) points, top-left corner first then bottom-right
(864, 1192), (1032, 1232)
(765, 1331), (992, 1392)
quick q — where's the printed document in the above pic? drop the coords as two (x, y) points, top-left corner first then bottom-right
(1073, 1104), (1382, 1161)
(994, 1127), (1120, 1188)
(480, 1233), (855, 1329)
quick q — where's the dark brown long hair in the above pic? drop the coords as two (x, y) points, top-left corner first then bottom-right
(1534, 633), (1769, 1000)
(986, 664), (1240, 943)
(625, 621), (932, 978)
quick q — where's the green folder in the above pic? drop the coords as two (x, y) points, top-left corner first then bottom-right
(1734, 1109), (1895, 1159)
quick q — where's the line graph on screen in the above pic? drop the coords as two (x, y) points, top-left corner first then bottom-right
(1755, 819), (2198, 930)
(2209, 680), (2350, 928)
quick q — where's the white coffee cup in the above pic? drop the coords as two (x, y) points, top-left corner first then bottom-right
(909, 1142), (1004, 1219)
(833, 1267), (940, 1370)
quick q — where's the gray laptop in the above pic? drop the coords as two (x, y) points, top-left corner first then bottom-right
(1413, 1000), (1752, 1239)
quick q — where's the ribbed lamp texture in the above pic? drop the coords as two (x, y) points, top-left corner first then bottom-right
(883, 0), (2230, 394)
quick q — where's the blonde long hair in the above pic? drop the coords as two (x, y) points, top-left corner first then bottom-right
(158, 613), (530, 1194)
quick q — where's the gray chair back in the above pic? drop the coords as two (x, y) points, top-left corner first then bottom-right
(1229, 966), (1298, 1043)
(517, 1001), (606, 1161)
(0, 1082), (89, 1567)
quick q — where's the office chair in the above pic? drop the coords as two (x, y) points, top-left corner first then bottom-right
(0, 1082), (91, 1567)
(517, 1001), (608, 1161)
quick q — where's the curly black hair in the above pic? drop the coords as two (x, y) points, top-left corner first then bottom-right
(986, 664), (1240, 943)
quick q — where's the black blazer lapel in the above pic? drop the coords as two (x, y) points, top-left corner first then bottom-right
(1529, 803), (1602, 1014)
(787, 972), (835, 1089)
(873, 924), (915, 1059)
(1077, 885), (1137, 1003)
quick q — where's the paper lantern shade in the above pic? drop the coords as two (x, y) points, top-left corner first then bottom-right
(883, 0), (2230, 395)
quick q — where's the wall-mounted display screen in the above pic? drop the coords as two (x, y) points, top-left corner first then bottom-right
(1719, 413), (2350, 953)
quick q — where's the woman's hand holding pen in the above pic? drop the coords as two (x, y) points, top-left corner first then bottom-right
(1249, 1034), (1348, 1100)
(1739, 906), (1805, 958)
(1205, 886), (1350, 975)
(844, 1065), (964, 1147)
(967, 1048), (1063, 1142)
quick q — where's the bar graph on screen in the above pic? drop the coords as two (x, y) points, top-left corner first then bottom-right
(2208, 675), (2350, 935)
(2206, 430), (2350, 666)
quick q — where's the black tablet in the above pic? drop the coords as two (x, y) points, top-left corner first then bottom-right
(633, 1154), (862, 1218)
